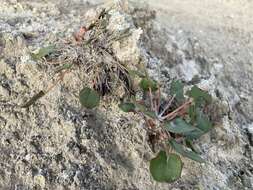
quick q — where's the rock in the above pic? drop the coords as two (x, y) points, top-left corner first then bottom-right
(246, 123), (253, 146)
(111, 27), (143, 64)
(107, 8), (143, 65)
(2, 33), (28, 58)
(179, 59), (200, 82)
(33, 174), (46, 189)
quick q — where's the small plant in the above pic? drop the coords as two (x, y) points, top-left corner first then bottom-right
(21, 8), (214, 184)
(78, 73), (213, 183)
(118, 76), (213, 182)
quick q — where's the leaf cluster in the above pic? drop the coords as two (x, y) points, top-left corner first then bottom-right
(118, 75), (213, 183)
(23, 44), (213, 183)
(79, 72), (213, 183)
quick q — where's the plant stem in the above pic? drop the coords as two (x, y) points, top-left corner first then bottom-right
(149, 87), (154, 112)
(161, 99), (193, 121)
(159, 95), (176, 118)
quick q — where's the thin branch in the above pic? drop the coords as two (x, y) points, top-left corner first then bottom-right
(149, 87), (154, 112)
(159, 94), (176, 118)
(161, 99), (193, 121)
(157, 86), (161, 112)
(154, 95), (158, 116)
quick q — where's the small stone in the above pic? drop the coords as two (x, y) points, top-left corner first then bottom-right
(248, 124), (253, 135)
(247, 123), (253, 146)
(241, 174), (253, 188)
(0, 85), (9, 98)
(3, 33), (28, 58)
(34, 174), (46, 188)
(179, 59), (200, 82)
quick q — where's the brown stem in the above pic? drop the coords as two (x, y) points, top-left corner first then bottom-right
(149, 87), (154, 112)
(159, 94), (176, 117)
(162, 99), (193, 121)
(157, 86), (161, 112)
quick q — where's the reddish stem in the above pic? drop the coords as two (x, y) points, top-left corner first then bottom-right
(162, 99), (193, 121)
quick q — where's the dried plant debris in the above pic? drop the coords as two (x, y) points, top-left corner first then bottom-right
(22, 8), (136, 108)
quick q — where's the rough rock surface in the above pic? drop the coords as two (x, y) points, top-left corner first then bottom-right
(0, 0), (252, 190)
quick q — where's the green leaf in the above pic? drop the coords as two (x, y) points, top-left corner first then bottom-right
(165, 117), (210, 139)
(196, 110), (212, 133)
(184, 111), (212, 139)
(139, 78), (158, 92)
(188, 105), (196, 123)
(21, 91), (46, 108)
(119, 102), (136, 112)
(185, 139), (200, 154)
(184, 129), (205, 140)
(150, 151), (182, 182)
(31, 45), (56, 60)
(165, 118), (197, 134)
(186, 86), (211, 106)
(169, 140), (205, 163)
(170, 80), (185, 103)
(79, 87), (100, 109)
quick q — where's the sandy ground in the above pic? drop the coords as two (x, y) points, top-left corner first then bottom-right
(147, 0), (253, 57)
(150, 0), (253, 31)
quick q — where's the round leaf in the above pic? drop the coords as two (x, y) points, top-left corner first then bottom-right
(79, 87), (100, 109)
(150, 151), (182, 182)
